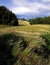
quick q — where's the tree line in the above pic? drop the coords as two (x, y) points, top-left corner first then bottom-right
(28, 16), (50, 24)
(0, 6), (18, 26)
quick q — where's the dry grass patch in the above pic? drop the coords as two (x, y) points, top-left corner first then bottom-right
(18, 20), (30, 26)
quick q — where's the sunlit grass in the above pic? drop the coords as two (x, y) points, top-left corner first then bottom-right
(0, 24), (50, 36)
(18, 20), (30, 26)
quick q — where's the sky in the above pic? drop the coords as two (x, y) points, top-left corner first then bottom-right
(0, 0), (50, 19)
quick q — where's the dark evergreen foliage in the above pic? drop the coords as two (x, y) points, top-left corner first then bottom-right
(0, 6), (18, 26)
(28, 16), (50, 24)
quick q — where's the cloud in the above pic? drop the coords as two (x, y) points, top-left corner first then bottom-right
(12, 0), (32, 6)
(11, 0), (50, 14)
(43, 0), (50, 2)
(11, 7), (31, 14)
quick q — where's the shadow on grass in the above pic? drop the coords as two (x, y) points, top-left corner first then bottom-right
(0, 33), (27, 65)
(0, 33), (50, 65)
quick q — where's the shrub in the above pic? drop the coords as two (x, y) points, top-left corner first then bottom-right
(28, 16), (50, 24)
(0, 6), (18, 26)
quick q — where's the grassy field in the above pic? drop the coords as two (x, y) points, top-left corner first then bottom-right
(0, 24), (50, 36)
(0, 21), (50, 65)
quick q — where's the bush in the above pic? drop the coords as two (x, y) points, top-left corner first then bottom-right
(0, 6), (18, 26)
(28, 16), (50, 24)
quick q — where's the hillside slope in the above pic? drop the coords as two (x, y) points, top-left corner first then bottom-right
(18, 20), (30, 26)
